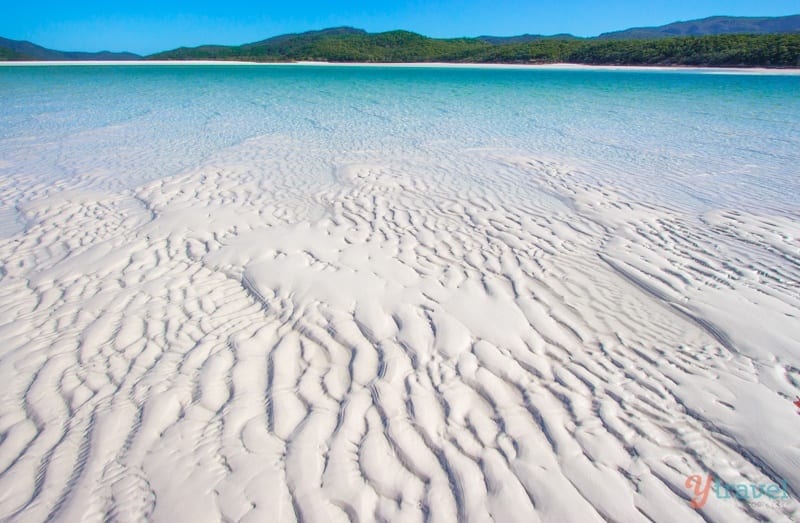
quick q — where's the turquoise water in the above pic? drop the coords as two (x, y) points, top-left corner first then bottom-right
(0, 64), (798, 214)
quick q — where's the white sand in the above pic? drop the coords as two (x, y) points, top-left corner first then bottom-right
(0, 137), (798, 522)
(3, 61), (798, 75)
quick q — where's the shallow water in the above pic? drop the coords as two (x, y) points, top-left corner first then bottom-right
(1, 64), (798, 213)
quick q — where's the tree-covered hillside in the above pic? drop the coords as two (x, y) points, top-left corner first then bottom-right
(0, 36), (140, 61)
(149, 31), (800, 67)
(149, 29), (495, 62)
(599, 14), (800, 39)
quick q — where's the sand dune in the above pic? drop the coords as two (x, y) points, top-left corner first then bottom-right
(0, 136), (798, 522)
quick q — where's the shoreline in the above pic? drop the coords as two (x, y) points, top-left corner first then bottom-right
(1, 60), (799, 74)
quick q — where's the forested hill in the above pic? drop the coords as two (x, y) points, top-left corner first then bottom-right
(0, 36), (140, 61)
(599, 14), (800, 39)
(149, 30), (800, 67)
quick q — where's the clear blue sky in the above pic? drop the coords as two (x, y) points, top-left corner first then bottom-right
(3, 1), (798, 55)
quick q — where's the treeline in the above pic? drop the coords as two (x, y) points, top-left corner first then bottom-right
(563, 34), (800, 66)
(150, 31), (800, 67)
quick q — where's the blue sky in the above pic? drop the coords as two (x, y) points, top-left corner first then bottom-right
(3, 1), (798, 55)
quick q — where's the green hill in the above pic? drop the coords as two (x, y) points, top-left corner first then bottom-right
(149, 30), (800, 67)
(0, 36), (140, 61)
(599, 14), (800, 39)
(148, 28), (495, 62)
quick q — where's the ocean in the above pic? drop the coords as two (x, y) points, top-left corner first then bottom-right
(1, 64), (798, 211)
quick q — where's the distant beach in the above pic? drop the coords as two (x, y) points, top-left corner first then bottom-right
(2, 60), (800, 74)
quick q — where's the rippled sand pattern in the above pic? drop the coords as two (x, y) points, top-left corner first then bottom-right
(0, 134), (797, 522)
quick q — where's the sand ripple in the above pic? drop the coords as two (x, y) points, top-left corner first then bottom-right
(0, 137), (798, 522)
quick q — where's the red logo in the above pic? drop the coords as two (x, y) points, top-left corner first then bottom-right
(685, 475), (713, 509)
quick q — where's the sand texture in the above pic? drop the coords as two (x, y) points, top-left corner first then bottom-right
(0, 136), (798, 522)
